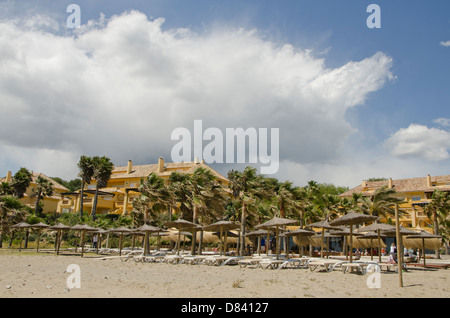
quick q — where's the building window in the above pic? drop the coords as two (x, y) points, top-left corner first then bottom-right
(411, 196), (421, 201)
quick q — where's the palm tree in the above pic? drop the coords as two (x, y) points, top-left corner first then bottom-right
(169, 167), (228, 254)
(90, 156), (114, 221)
(77, 155), (94, 219)
(136, 172), (174, 224)
(274, 181), (300, 218)
(0, 195), (28, 248)
(32, 175), (54, 215)
(360, 186), (404, 220)
(228, 167), (272, 256)
(10, 168), (33, 198)
(425, 190), (450, 258)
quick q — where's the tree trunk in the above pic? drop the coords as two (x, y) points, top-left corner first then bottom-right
(91, 184), (99, 221)
(240, 202), (246, 256)
(191, 205), (199, 255)
(34, 192), (41, 215)
(433, 211), (441, 259)
(79, 179), (85, 219)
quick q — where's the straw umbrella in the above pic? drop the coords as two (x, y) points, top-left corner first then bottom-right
(203, 220), (239, 255)
(284, 228), (315, 257)
(255, 217), (298, 259)
(404, 230), (441, 268)
(357, 222), (396, 263)
(244, 229), (268, 255)
(164, 219), (201, 255)
(72, 224), (97, 257)
(329, 212), (378, 263)
(93, 228), (108, 253)
(49, 223), (71, 255)
(11, 222), (31, 252)
(108, 226), (132, 256)
(306, 219), (339, 258)
(135, 224), (165, 255)
(357, 232), (387, 261)
(30, 222), (49, 252)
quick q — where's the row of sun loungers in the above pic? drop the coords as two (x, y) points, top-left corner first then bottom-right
(101, 250), (433, 274)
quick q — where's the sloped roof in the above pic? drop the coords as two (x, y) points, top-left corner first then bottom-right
(111, 161), (228, 182)
(1, 172), (69, 192)
(340, 175), (450, 197)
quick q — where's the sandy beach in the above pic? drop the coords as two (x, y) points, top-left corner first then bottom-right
(0, 249), (449, 299)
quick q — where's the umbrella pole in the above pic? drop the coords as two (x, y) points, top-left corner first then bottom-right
(370, 238), (373, 261)
(80, 231), (85, 257)
(377, 230), (382, 263)
(224, 230), (228, 255)
(36, 229), (41, 252)
(266, 230), (270, 256)
(177, 230), (181, 255)
(119, 234), (123, 256)
(57, 231), (62, 255)
(276, 227), (279, 260)
(320, 231), (324, 258)
(422, 238), (426, 268)
(349, 224), (353, 264)
(257, 235), (261, 256)
(144, 232), (149, 255)
(395, 204), (403, 287)
(19, 230), (23, 252)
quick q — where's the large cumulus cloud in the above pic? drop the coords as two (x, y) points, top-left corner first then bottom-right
(0, 10), (394, 180)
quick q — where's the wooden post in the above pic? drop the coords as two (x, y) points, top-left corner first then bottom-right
(377, 230), (382, 263)
(395, 204), (403, 287)
(349, 224), (353, 263)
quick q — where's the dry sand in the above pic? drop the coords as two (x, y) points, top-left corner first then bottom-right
(0, 249), (449, 298)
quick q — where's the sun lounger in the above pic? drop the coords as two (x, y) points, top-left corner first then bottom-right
(181, 256), (207, 265)
(203, 256), (230, 266)
(340, 262), (373, 274)
(378, 262), (408, 272)
(163, 255), (184, 264)
(238, 258), (262, 268)
(279, 258), (310, 269)
(308, 259), (343, 272)
(220, 256), (243, 266)
(258, 259), (286, 269)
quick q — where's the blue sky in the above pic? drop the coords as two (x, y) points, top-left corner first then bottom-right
(0, 0), (449, 187)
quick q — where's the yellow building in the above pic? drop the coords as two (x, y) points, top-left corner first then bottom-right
(339, 174), (450, 231)
(1, 171), (69, 214)
(59, 157), (229, 216)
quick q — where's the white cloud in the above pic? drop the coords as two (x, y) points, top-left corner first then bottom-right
(440, 40), (450, 47)
(385, 124), (450, 161)
(0, 11), (395, 180)
(434, 117), (450, 127)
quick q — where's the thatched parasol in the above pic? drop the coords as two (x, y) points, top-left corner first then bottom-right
(356, 232), (387, 261)
(29, 222), (49, 252)
(285, 228), (315, 257)
(72, 224), (98, 257)
(329, 212), (378, 263)
(92, 228), (108, 254)
(245, 229), (271, 255)
(11, 222), (31, 252)
(135, 224), (165, 255)
(108, 226), (132, 256)
(357, 222), (395, 262)
(306, 219), (340, 258)
(255, 217), (298, 259)
(405, 231), (442, 267)
(164, 219), (201, 255)
(203, 220), (239, 255)
(49, 223), (71, 255)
